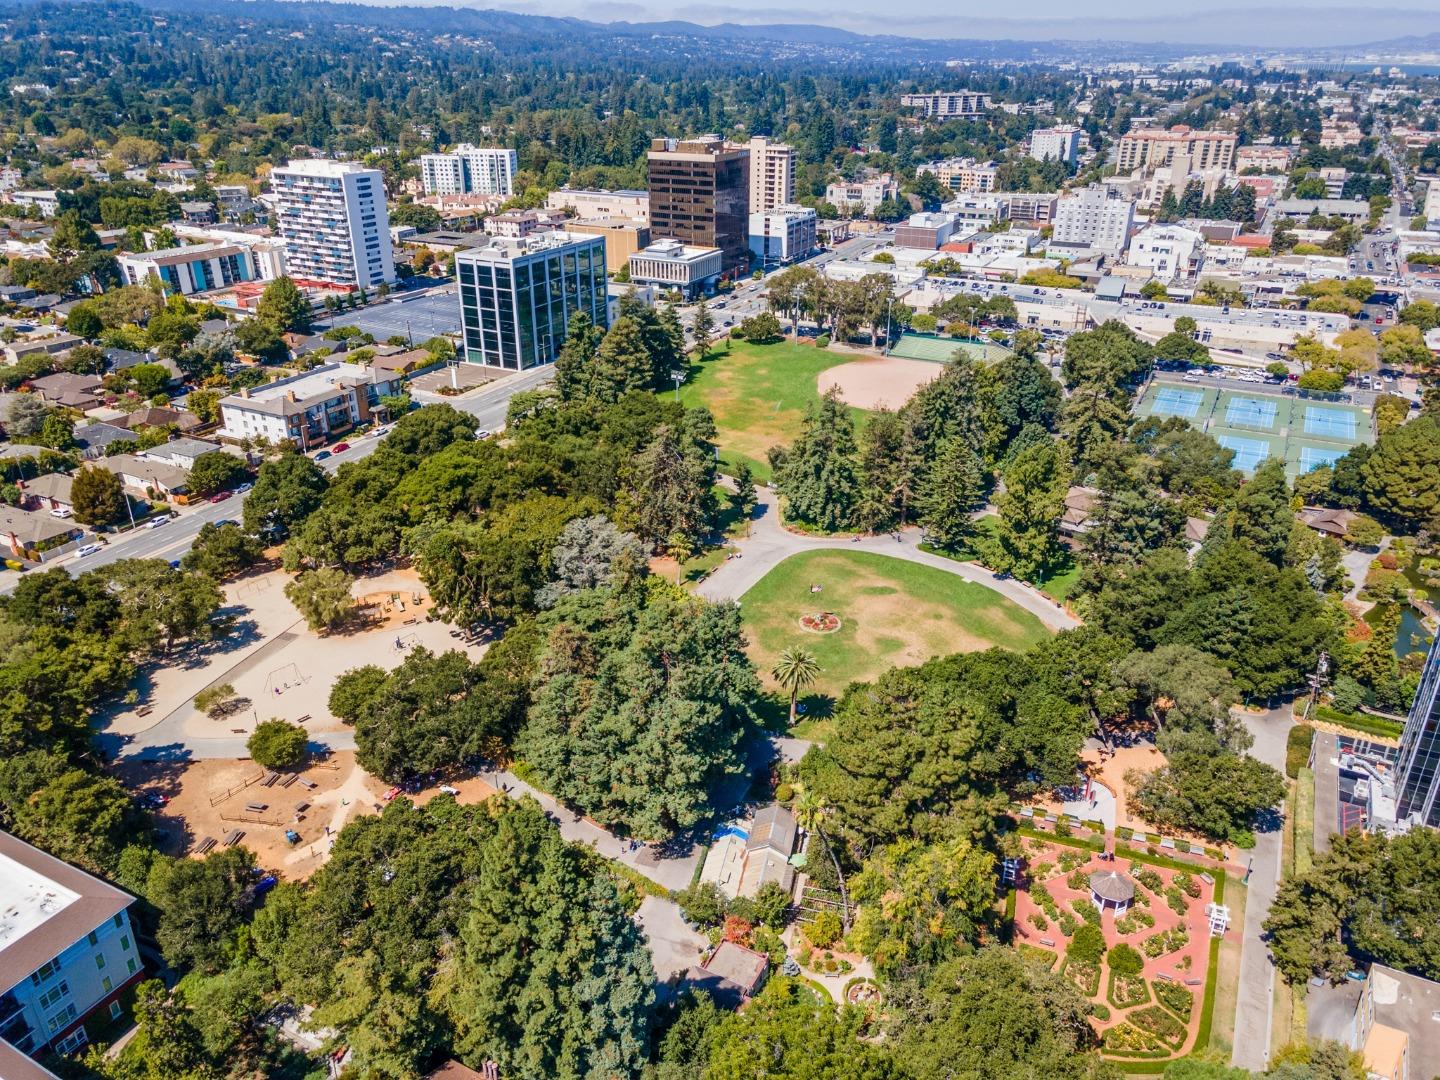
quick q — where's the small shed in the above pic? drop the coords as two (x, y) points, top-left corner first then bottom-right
(1089, 869), (1136, 914)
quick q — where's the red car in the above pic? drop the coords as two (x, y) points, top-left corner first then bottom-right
(209, 491), (232, 504)
(332, 442), (351, 453)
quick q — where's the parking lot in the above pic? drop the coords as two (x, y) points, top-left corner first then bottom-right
(314, 288), (462, 343)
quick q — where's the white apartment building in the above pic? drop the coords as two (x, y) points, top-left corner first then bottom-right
(745, 137), (796, 214)
(419, 145), (518, 197)
(825, 175), (899, 216)
(626, 238), (724, 299)
(218, 362), (404, 448)
(917, 158), (997, 193)
(1029, 125), (1084, 165)
(545, 188), (650, 223)
(901, 92), (993, 119)
(271, 160), (395, 288)
(748, 205), (817, 268)
(1115, 126), (1236, 173)
(1051, 186), (1136, 259)
(116, 243), (268, 295)
(0, 831), (142, 1063)
(1127, 224), (1205, 283)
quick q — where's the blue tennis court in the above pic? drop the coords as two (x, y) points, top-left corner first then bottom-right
(1217, 434), (1274, 472)
(1303, 405), (1359, 440)
(1224, 396), (1279, 430)
(1150, 386), (1205, 419)
(1297, 445), (1347, 473)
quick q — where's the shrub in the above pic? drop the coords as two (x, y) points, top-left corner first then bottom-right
(1066, 922), (1106, 965)
(1108, 943), (1144, 977)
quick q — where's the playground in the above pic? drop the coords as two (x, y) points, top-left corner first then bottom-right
(1011, 833), (1225, 1063)
(1135, 378), (1372, 479)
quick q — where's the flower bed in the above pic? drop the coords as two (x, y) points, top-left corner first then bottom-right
(1129, 1005), (1188, 1050)
(1108, 971), (1151, 1010)
(1153, 980), (1193, 1022)
(799, 612), (841, 633)
(1141, 927), (1189, 958)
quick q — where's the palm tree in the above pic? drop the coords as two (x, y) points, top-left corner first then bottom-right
(771, 648), (820, 725)
(792, 782), (850, 932)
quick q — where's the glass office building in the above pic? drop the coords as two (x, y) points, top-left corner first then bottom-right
(1394, 632), (1440, 829)
(455, 233), (608, 370)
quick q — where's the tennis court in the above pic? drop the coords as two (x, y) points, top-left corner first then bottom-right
(1149, 385), (1206, 420)
(890, 332), (1011, 364)
(1212, 429), (1283, 473)
(1221, 394), (1283, 432)
(1289, 442), (1351, 475)
(1301, 404), (1363, 441)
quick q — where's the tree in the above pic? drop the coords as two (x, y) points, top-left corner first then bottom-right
(517, 581), (759, 839)
(443, 803), (654, 1078)
(1361, 417), (1440, 528)
(772, 648), (820, 725)
(242, 451), (328, 536)
(182, 522), (264, 580)
(255, 276), (312, 333)
(247, 718), (309, 769)
(1230, 457), (1293, 567)
(692, 296), (714, 355)
(284, 567), (355, 631)
(775, 387), (860, 532)
(186, 451), (248, 497)
(850, 836), (996, 975)
(992, 439), (1070, 582)
(71, 464), (125, 526)
(918, 437), (984, 550)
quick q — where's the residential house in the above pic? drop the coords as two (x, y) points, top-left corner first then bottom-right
(0, 504), (85, 563)
(98, 454), (191, 501)
(687, 942), (769, 1008)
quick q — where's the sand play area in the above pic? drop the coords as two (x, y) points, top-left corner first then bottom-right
(817, 355), (941, 410)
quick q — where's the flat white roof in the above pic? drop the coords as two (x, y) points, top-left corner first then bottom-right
(0, 852), (80, 963)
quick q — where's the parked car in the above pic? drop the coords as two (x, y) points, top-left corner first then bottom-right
(209, 491), (232, 504)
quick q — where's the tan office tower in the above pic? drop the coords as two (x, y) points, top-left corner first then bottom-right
(745, 136), (796, 214)
(647, 136), (751, 274)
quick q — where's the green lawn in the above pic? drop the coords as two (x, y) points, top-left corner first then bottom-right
(678, 337), (866, 481)
(740, 550), (1053, 724)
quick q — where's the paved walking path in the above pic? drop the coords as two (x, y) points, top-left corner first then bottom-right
(695, 487), (1080, 632)
(1231, 700), (1295, 1072)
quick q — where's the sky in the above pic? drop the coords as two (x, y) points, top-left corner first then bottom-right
(397, 0), (1440, 48)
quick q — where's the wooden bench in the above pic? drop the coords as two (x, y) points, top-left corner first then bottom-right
(221, 829), (244, 847)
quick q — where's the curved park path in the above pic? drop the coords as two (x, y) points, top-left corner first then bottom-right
(696, 486), (1081, 633)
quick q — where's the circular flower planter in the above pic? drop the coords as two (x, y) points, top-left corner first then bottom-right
(800, 612), (841, 633)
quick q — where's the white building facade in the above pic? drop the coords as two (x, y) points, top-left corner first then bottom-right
(271, 160), (395, 288)
(419, 145), (519, 197)
(1051, 185), (1136, 259)
(0, 832), (142, 1063)
(748, 205), (817, 268)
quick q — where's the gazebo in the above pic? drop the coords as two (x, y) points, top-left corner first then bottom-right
(1089, 869), (1136, 915)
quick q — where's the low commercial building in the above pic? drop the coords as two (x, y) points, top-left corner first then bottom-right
(0, 831), (141, 1063)
(456, 232), (609, 369)
(566, 217), (651, 273)
(117, 243), (265, 295)
(545, 188), (649, 223)
(218, 362), (403, 448)
(626, 238), (724, 299)
(747, 205), (817, 269)
(894, 211), (957, 251)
